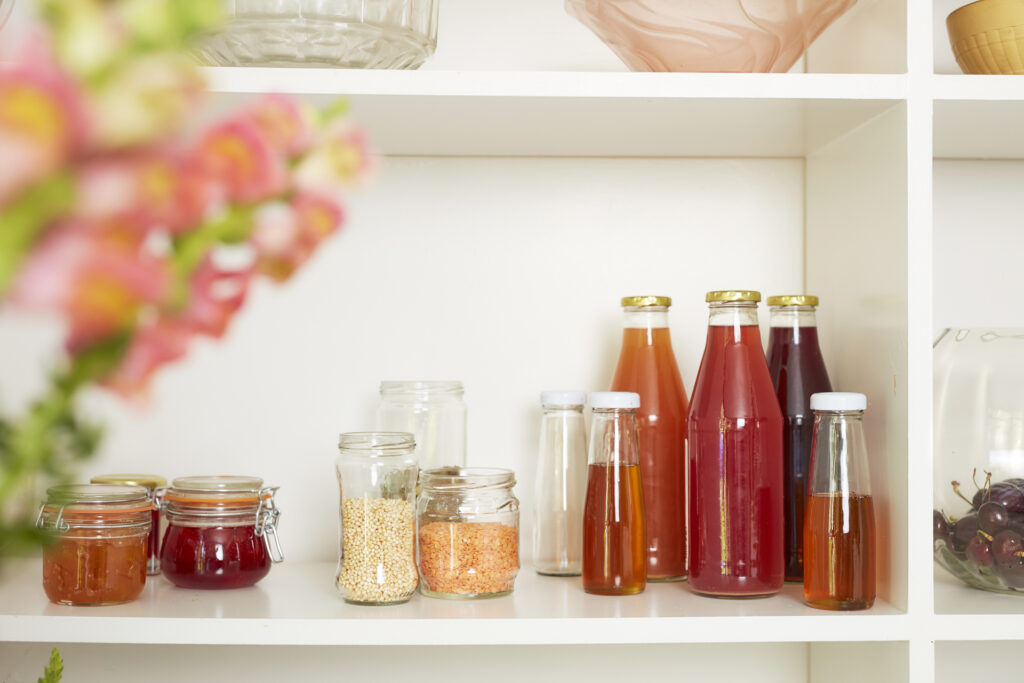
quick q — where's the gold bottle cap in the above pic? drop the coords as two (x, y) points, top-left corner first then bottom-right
(91, 473), (167, 489)
(621, 296), (671, 308)
(766, 295), (819, 307)
(705, 290), (761, 303)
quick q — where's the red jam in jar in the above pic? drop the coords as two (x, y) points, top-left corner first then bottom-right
(38, 484), (153, 606)
(91, 474), (167, 575)
(159, 476), (282, 589)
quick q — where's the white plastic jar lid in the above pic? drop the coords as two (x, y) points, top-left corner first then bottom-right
(810, 392), (867, 411)
(588, 392), (640, 409)
(540, 390), (587, 406)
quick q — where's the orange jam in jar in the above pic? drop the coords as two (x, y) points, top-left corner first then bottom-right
(91, 474), (167, 575)
(37, 484), (153, 606)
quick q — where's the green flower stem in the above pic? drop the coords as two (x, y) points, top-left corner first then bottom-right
(0, 337), (122, 554)
(0, 173), (74, 298)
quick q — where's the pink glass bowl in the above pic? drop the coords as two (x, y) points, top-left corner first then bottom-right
(565, 0), (858, 73)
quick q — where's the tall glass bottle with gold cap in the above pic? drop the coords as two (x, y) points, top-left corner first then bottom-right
(765, 295), (832, 582)
(688, 290), (784, 597)
(610, 295), (689, 581)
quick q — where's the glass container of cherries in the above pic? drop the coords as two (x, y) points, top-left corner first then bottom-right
(935, 472), (1024, 593)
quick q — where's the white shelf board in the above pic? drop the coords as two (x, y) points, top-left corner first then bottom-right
(932, 74), (1024, 101)
(202, 68), (908, 100)
(0, 560), (905, 646)
(933, 568), (1024, 640)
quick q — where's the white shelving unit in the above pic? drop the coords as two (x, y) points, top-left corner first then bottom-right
(1, 0), (1021, 679)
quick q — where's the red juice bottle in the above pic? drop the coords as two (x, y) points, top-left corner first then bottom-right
(610, 296), (689, 581)
(687, 291), (784, 597)
(765, 295), (832, 582)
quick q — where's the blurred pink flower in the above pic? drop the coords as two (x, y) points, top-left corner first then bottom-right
(0, 49), (88, 202)
(195, 117), (287, 204)
(252, 193), (344, 282)
(101, 316), (191, 399)
(244, 94), (314, 158)
(292, 120), (374, 198)
(74, 151), (213, 233)
(181, 250), (255, 338)
(9, 217), (170, 352)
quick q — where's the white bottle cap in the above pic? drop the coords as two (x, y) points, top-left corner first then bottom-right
(810, 392), (867, 411)
(588, 392), (640, 409)
(540, 390), (587, 406)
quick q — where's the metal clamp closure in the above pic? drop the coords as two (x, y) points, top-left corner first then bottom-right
(35, 504), (70, 533)
(254, 486), (284, 563)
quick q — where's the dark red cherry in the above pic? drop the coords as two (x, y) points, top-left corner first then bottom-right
(979, 501), (1012, 534)
(966, 535), (995, 568)
(934, 510), (950, 543)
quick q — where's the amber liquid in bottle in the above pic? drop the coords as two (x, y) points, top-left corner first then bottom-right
(582, 463), (646, 595)
(611, 327), (688, 581)
(803, 493), (876, 610)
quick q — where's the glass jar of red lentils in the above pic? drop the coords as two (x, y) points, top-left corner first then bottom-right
(416, 467), (520, 599)
(158, 476), (283, 589)
(90, 474), (166, 575)
(37, 484), (153, 606)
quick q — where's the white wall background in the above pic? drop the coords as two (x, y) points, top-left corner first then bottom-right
(934, 160), (1024, 329)
(0, 156), (804, 563)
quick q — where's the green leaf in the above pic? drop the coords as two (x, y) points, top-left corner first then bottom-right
(0, 173), (75, 298)
(38, 647), (63, 683)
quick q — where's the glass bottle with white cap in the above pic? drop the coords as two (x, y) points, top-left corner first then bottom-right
(804, 392), (876, 610)
(582, 391), (646, 595)
(533, 390), (588, 576)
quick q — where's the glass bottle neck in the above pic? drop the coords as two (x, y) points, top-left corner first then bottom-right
(769, 305), (818, 328)
(542, 404), (585, 413)
(622, 306), (669, 329)
(588, 409), (639, 466)
(708, 302), (759, 327)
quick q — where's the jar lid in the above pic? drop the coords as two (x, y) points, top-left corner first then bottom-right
(45, 484), (150, 506)
(165, 476), (268, 506)
(766, 295), (819, 307)
(91, 473), (167, 489)
(706, 290), (761, 303)
(338, 432), (416, 455)
(420, 467), (516, 490)
(379, 381), (464, 398)
(811, 392), (867, 411)
(38, 485), (153, 531)
(540, 390), (586, 406)
(589, 391), (640, 410)
(621, 295), (671, 308)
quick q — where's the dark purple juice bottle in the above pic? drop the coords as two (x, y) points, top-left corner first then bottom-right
(765, 295), (832, 582)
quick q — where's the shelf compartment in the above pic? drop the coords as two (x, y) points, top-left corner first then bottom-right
(0, 560), (906, 646)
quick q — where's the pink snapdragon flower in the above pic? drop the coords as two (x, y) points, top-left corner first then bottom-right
(9, 217), (170, 352)
(0, 46), (88, 202)
(195, 116), (288, 204)
(251, 193), (344, 282)
(244, 94), (315, 158)
(181, 250), (255, 338)
(74, 151), (213, 233)
(101, 316), (191, 398)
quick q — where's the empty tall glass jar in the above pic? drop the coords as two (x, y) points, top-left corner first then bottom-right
(377, 381), (467, 472)
(336, 432), (419, 605)
(533, 391), (587, 576)
(197, 0), (440, 69)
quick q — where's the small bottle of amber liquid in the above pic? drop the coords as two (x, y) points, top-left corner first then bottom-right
(582, 392), (647, 596)
(804, 393), (876, 611)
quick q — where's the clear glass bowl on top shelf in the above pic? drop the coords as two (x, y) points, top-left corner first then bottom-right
(197, 0), (439, 69)
(934, 329), (1024, 595)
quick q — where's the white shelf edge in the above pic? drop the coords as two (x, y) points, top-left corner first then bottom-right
(932, 74), (1024, 101)
(0, 614), (912, 646)
(201, 67), (909, 100)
